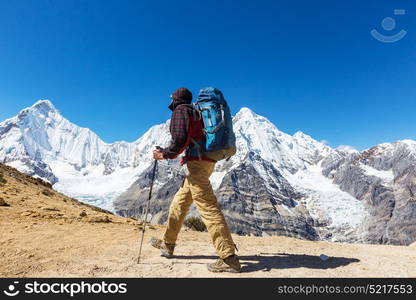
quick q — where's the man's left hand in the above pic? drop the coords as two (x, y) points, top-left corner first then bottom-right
(153, 149), (164, 160)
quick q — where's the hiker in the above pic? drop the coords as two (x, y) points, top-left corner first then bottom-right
(151, 87), (241, 273)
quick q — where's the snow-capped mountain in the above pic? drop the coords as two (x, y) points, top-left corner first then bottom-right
(1, 100), (415, 245)
(0, 100), (167, 210)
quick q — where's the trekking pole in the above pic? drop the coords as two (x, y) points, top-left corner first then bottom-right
(137, 158), (158, 264)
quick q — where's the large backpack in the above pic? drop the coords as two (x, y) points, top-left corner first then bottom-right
(188, 87), (236, 161)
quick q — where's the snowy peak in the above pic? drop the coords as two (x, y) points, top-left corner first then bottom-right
(17, 99), (58, 121)
(336, 145), (359, 154)
(235, 107), (257, 118)
(292, 131), (331, 150)
(1, 100), (138, 173)
(234, 107), (278, 129)
(293, 131), (325, 148)
(363, 140), (416, 160)
(292, 131), (333, 164)
(231, 107), (334, 172)
(31, 99), (56, 112)
(293, 131), (312, 140)
(396, 139), (416, 153)
(0, 99), (106, 169)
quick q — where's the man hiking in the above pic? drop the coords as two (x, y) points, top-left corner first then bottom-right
(151, 87), (241, 273)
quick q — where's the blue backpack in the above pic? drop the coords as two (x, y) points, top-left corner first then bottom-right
(188, 87), (236, 161)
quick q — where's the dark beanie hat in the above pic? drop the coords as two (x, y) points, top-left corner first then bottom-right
(172, 88), (192, 103)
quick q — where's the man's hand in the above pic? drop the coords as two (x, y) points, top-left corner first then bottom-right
(153, 149), (164, 160)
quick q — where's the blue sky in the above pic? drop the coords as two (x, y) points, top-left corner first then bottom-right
(0, 0), (415, 150)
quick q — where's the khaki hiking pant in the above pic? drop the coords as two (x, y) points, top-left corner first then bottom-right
(163, 160), (235, 259)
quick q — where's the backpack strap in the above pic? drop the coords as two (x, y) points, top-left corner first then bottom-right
(192, 103), (201, 121)
(190, 138), (202, 160)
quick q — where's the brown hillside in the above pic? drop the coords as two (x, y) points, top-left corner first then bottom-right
(0, 163), (415, 277)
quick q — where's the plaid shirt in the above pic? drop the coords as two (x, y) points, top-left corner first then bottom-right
(162, 104), (193, 159)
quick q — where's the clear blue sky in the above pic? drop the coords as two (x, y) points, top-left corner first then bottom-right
(0, 0), (415, 150)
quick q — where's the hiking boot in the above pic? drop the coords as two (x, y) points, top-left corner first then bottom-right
(207, 255), (241, 273)
(150, 237), (175, 258)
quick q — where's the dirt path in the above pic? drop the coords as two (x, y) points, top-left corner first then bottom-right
(1, 220), (415, 278)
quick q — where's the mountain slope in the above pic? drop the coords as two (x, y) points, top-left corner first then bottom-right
(1, 163), (415, 278)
